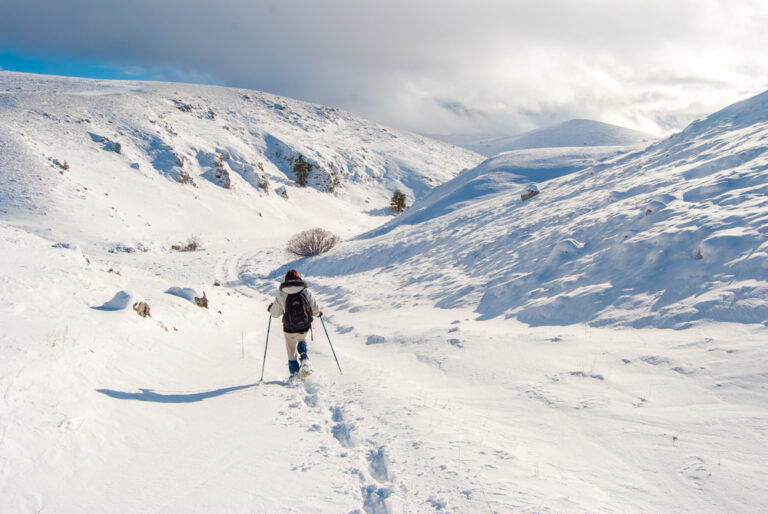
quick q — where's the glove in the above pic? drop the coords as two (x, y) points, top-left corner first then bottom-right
(267, 303), (273, 312)
(317, 311), (323, 317)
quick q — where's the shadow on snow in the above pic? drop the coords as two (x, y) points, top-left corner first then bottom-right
(96, 383), (259, 403)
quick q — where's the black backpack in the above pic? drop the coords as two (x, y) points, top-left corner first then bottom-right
(283, 291), (313, 333)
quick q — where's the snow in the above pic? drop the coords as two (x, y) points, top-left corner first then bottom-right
(1, 72), (767, 513)
(308, 90), (768, 328)
(429, 119), (654, 157)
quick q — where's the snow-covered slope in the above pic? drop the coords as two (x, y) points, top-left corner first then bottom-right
(1, 73), (766, 513)
(305, 91), (768, 328)
(0, 71), (483, 247)
(432, 119), (654, 156)
(367, 146), (633, 232)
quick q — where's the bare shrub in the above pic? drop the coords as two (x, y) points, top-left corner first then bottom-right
(178, 169), (194, 185)
(172, 236), (201, 252)
(286, 228), (341, 257)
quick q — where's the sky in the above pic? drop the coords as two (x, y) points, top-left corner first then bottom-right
(1, 0), (767, 137)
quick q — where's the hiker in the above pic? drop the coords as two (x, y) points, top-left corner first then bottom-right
(267, 269), (322, 378)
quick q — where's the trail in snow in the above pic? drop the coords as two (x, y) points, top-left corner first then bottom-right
(1, 73), (767, 513)
(221, 248), (768, 512)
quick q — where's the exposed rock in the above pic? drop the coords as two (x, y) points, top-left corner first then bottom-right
(521, 185), (540, 202)
(133, 301), (151, 318)
(194, 292), (209, 308)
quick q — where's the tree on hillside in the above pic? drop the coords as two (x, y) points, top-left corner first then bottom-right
(390, 189), (407, 214)
(292, 154), (312, 187)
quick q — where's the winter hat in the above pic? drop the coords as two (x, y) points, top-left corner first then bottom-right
(285, 269), (301, 281)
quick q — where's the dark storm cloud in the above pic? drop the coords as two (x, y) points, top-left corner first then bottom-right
(2, 0), (767, 135)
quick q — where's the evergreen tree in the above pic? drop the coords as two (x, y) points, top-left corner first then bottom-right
(390, 189), (407, 214)
(292, 154), (312, 187)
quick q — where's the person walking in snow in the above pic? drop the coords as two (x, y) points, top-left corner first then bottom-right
(268, 269), (322, 378)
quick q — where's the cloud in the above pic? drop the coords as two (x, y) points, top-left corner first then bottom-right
(1, 0), (767, 136)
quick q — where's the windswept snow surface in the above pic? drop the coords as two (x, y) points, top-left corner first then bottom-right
(1, 73), (767, 513)
(308, 90), (768, 328)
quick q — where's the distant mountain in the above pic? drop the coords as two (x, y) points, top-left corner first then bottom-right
(430, 119), (655, 156)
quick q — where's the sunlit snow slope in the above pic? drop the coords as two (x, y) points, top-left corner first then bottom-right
(0, 71), (483, 246)
(1, 73), (766, 514)
(305, 91), (768, 328)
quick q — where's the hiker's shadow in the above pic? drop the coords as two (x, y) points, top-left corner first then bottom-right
(97, 383), (258, 403)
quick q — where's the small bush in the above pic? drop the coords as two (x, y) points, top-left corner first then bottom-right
(172, 236), (201, 252)
(51, 159), (69, 171)
(390, 189), (407, 214)
(286, 228), (340, 257)
(178, 169), (194, 185)
(213, 157), (231, 188)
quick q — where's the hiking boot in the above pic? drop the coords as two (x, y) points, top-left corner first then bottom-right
(299, 359), (313, 378)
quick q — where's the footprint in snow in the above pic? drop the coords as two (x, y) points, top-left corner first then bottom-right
(361, 484), (392, 514)
(330, 406), (357, 449)
(680, 456), (711, 486)
(304, 392), (319, 408)
(367, 446), (392, 483)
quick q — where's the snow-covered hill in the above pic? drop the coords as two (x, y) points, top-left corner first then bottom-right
(432, 119), (654, 156)
(305, 90), (768, 328)
(1, 73), (766, 513)
(0, 71), (483, 247)
(369, 146), (633, 230)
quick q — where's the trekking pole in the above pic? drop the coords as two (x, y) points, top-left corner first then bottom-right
(320, 317), (342, 375)
(259, 316), (272, 383)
